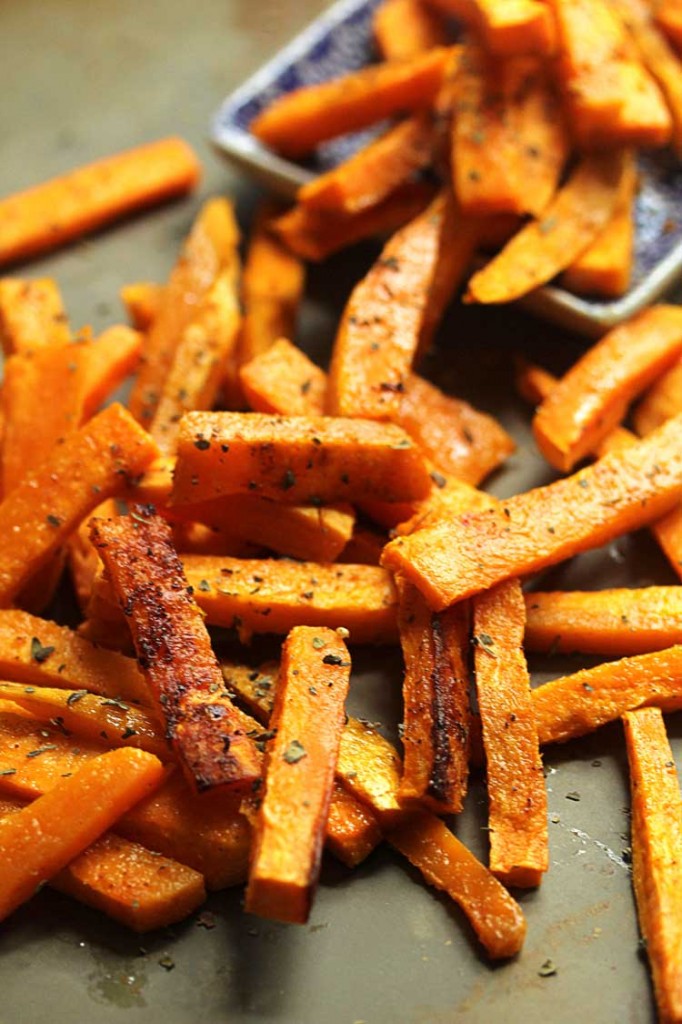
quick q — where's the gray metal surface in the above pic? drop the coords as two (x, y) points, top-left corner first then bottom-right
(0, 2), (677, 1021)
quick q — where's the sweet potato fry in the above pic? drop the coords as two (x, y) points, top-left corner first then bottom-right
(0, 608), (149, 703)
(0, 278), (70, 354)
(634, 359), (682, 436)
(121, 282), (163, 332)
(0, 402), (158, 607)
(552, 0), (672, 148)
(67, 498), (119, 614)
(0, 710), (251, 890)
(2, 326), (143, 492)
(655, 0), (682, 50)
(250, 49), (451, 157)
(397, 578), (471, 814)
(427, 0), (555, 55)
(238, 202), (305, 369)
(246, 627), (351, 923)
(0, 682), (169, 760)
(373, 0), (451, 60)
(623, 707), (682, 1024)
(473, 579), (548, 888)
(240, 338), (327, 416)
(382, 412), (682, 610)
(388, 812), (527, 958)
(225, 658), (524, 955)
(326, 188), (463, 419)
(128, 197), (239, 425)
(525, 587), (682, 656)
(0, 138), (200, 268)
(150, 270), (241, 453)
(0, 747), (165, 922)
(299, 114), (435, 215)
(0, 797), (206, 933)
(466, 150), (628, 303)
(170, 495), (355, 563)
(172, 412), (430, 506)
(561, 150), (637, 297)
(221, 661), (383, 868)
(90, 507), (262, 794)
(272, 182), (436, 262)
(385, 471), (496, 536)
(533, 305), (682, 472)
(90, 556), (399, 645)
(532, 645), (682, 746)
(452, 47), (568, 217)
(396, 375), (515, 482)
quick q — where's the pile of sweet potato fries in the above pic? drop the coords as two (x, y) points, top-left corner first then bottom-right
(0, 0), (681, 1013)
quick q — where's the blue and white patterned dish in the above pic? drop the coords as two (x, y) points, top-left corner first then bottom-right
(211, 0), (682, 336)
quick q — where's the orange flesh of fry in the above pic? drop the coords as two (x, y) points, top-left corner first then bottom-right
(623, 707), (682, 1024)
(525, 588), (682, 656)
(532, 645), (682, 745)
(250, 49), (452, 158)
(0, 747), (165, 922)
(246, 627), (351, 924)
(561, 151), (637, 297)
(240, 338), (327, 416)
(128, 197), (239, 425)
(634, 359), (682, 436)
(373, 0), (451, 60)
(466, 150), (629, 303)
(172, 412), (431, 506)
(120, 282), (163, 331)
(0, 138), (200, 268)
(382, 412), (682, 610)
(533, 305), (682, 472)
(427, 0), (556, 55)
(0, 277), (70, 355)
(0, 403), (159, 607)
(473, 579), (548, 887)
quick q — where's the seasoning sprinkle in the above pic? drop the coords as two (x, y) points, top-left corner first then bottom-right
(283, 740), (307, 764)
(30, 637), (55, 663)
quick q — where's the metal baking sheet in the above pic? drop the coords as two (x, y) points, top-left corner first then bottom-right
(1, 2), (681, 1022)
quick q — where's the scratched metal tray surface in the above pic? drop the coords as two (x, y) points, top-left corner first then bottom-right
(0, 1), (679, 1022)
(211, 0), (682, 337)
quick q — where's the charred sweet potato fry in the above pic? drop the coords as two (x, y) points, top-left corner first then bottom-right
(533, 305), (682, 472)
(0, 403), (158, 607)
(525, 587), (682, 656)
(382, 413), (682, 610)
(0, 277), (70, 354)
(171, 412), (430, 506)
(397, 577), (471, 814)
(128, 197), (239, 425)
(250, 49), (452, 158)
(473, 579), (548, 888)
(623, 707), (682, 1024)
(90, 507), (262, 794)
(532, 645), (682, 745)
(246, 627), (351, 923)
(0, 138), (200, 269)
(0, 747), (165, 923)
